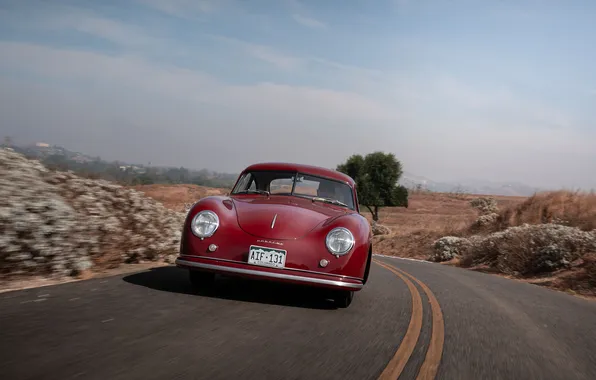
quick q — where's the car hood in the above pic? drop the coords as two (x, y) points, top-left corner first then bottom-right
(231, 195), (349, 240)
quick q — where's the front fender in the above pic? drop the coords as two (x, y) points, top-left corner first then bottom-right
(183, 195), (238, 227)
(305, 212), (372, 279)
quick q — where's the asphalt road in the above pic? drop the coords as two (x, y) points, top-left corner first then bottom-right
(1, 256), (596, 380)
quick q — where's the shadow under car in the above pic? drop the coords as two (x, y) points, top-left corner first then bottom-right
(122, 265), (344, 310)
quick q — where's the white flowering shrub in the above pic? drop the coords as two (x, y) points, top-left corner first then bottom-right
(458, 223), (596, 276)
(430, 236), (471, 262)
(468, 197), (501, 231)
(371, 221), (391, 236)
(470, 197), (499, 215)
(469, 212), (501, 232)
(475, 212), (499, 226)
(0, 148), (185, 278)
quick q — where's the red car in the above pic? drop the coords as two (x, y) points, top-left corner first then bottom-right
(175, 162), (373, 308)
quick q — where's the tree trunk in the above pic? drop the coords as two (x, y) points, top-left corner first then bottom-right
(365, 205), (381, 222)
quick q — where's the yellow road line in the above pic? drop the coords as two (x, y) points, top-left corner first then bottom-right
(380, 260), (446, 380)
(374, 259), (423, 380)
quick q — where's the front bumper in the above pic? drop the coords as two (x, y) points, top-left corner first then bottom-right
(176, 256), (364, 290)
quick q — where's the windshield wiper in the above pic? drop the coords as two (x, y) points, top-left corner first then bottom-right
(236, 189), (270, 196)
(311, 197), (349, 208)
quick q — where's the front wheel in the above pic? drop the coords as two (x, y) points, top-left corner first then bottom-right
(189, 270), (215, 290)
(334, 290), (354, 308)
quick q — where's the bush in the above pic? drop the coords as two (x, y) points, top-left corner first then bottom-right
(460, 224), (596, 276)
(0, 148), (185, 279)
(471, 212), (499, 230)
(470, 197), (498, 215)
(371, 221), (391, 236)
(430, 236), (472, 262)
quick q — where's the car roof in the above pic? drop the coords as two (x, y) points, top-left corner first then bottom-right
(242, 162), (355, 186)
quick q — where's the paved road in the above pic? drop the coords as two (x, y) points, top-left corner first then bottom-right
(1, 256), (595, 380)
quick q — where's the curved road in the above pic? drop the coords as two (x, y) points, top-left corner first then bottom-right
(1, 256), (596, 380)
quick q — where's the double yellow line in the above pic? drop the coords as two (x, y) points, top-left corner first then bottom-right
(374, 259), (445, 380)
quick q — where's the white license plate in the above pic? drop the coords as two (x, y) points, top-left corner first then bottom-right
(248, 245), (287, 269)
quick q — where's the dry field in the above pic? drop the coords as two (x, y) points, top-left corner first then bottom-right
(129, 184), (228, 212)
(368, 191), (527, 257)
(372, 190), (596, 296)
(134, 184), (596, 296)
(129, 184), (527, 257)
(129, 184), (526, 260)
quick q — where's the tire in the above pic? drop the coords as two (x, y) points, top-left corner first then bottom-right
(334, 290), (354, 308)
(363, 246), (373, 284)
(189, 270), (215, 289)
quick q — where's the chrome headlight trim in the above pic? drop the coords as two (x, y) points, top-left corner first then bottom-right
(325, 227), (355, 256)
(190, 210), (220, 238)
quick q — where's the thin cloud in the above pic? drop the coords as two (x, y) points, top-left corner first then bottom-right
(3, 41), (592, 188)
(0, 42), (400, 172)
(0, 6), (165, 49)
(292, 14), (327, 29)
(0, 41), (397, 121)
(135, 0), (220, 17)
(208, 35), (303, 70)
(1, 1), (595, 189)
(244, 45), (303, 70)
(73, 16), (162, 48)
(207, 34), (387, 80)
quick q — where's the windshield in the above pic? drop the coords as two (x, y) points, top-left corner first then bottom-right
(231, 170), (356, 210)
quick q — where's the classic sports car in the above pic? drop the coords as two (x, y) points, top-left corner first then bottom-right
(175, 162), (373, 308)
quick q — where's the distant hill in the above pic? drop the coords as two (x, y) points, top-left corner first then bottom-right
(2, 141), (544, 196)
(10, 142), (98, 164)
(4, 142), (238, 188)
(399, 171), (544, 197)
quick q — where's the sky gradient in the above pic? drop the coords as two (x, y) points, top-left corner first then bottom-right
(0, 0), (595, 189)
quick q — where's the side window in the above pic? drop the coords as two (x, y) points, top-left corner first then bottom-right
(233, 173), (252, 193)
(270, 177), (294, 194)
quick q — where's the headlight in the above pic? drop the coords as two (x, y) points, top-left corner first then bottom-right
(191, 210), (220, 238)
(325, 227), (355, 256)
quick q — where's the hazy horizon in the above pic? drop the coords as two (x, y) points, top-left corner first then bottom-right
(1, 0), (595, 190)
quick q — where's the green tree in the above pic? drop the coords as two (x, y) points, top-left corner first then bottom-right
(337, 151), (408, 222)
(137, 173), (155, 185)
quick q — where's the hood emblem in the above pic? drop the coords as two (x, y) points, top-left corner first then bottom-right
(256, 239), (283, 246)
(270, 213), (278, 229)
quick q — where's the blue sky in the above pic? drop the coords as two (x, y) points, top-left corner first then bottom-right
(0, 0), (595, 189)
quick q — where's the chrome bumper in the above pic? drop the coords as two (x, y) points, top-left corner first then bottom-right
(175, 258), (363, 290)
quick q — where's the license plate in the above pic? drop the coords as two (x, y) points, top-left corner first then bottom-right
(248, 245), (287, 269)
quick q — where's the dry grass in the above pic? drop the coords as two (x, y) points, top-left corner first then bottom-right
(369, 191), (525, 258)
(371, 190), (596, 260)
(409, 190), (596, 296)
(513, 253), (596, 298)
(128, 184), (229, 212)
(497, 190), (596, 231)
(367, 189), (596, 296)
(550, 253), (596, 296)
